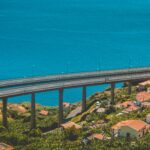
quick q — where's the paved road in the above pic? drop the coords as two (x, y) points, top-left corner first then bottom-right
(0, 67), (150, 88)
(0, 71), (150, 98)
(66, 106), (82, 119)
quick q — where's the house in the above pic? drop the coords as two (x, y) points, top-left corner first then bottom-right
(87, 133), (105, 141)
(63, 102), (71, 107)
(139, 80), (150, 86)
(0, 143), (14, 150)
(146, 114), (150, 124)
(122, 105), (139, 114)
(39, 110), (49, 116)
(61, 122), (82, 129)
(8, 104), (27, 113)
(96, 101), (101, 106)
(111, 120), (149, 138)
(142, 102), (150, 108)
(119, 101), (135, 108)
(136, 92), (150, 105)
(96, 108), (106, 113)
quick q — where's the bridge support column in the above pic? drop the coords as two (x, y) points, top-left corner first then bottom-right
(110, 83), (115, 105)
(31, 93), (36, 129)
(128, 82), (132, 95)
(58, 88), (64, 127)
(82, 86), (86, 112)
(2, 97), (8, 128)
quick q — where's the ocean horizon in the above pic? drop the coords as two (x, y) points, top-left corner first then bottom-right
(0, 0), (150, 105)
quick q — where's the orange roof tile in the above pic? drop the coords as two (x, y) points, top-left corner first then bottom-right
(61, 122), (82, 129)
(136, 92), (150, 103)
(112, 121), (128, 130)
(39, 110), (49, 116)
(120, 101), (134, 108)
(0, 143), (14, 150)
(112, 120), (147, 131)
(88, 134), (105, 140)
(124, 105), (139, 112)
(93, 134), (104, 140)
(139, 80), (150, 86)
(8, 104), (27, 113)
(63, 102), (71, 107)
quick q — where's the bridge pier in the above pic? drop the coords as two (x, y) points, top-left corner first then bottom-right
(58, 88), (64, 127)
(2, 97), (8, 128)
(128, 82), (132, 95)
(31, 93), (36, 129)
(110, 83), (115, 104)
(82, 86), (86, 112)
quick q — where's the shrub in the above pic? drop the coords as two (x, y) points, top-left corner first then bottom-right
(8, 109), (19, 119)
(22, 114), (31, 122)
(105, 106), (116, 114)
(63, 127), (81, 141)
(0, 125), (7, 132)
(28, 128), (42, 137)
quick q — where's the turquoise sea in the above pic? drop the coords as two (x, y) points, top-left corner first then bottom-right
(0, 0), (150, 105)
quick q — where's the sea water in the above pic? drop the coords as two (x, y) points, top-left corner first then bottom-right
(0, 0), (150, 105)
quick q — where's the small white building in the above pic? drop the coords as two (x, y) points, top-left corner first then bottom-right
(111, 120), (149, 138)
(96, 101), (100, 106)
(146, 114), (150, 124)
(96, 108), (106, 113)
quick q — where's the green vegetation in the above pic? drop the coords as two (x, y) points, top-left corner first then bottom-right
(0, 119), (150, 150)
(0, 84), (150, 150)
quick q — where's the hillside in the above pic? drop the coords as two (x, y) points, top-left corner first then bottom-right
(0, 81), (150, 150)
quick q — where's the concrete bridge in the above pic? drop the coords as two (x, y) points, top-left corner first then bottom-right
(0, 67), (150, 129)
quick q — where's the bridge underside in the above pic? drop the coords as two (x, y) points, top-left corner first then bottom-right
(1, 81), (134, 129)
(0, 67), (150, 129)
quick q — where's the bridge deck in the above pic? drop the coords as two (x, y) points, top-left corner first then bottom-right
(0, 72), (149, 98)
(0, 67), (150, 88)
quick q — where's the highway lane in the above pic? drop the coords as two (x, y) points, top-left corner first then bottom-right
(0, 71), (150, 98)
(0, 67), (150, 88)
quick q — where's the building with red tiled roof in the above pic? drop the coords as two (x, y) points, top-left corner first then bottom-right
(0, 143), (14, 150)
(111, 120), (149, 138)
(61, 122), (82, 129)
(39, 110), (49, 116)
(119, 101), (135, 108)
(136, 92), (150, 103)
(139, 80), (150, 86)
(122, 105), (139, 114)
(8, 104), (27, 113)
(87, 133), (105, 141)
(63, 102), (71, 107)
